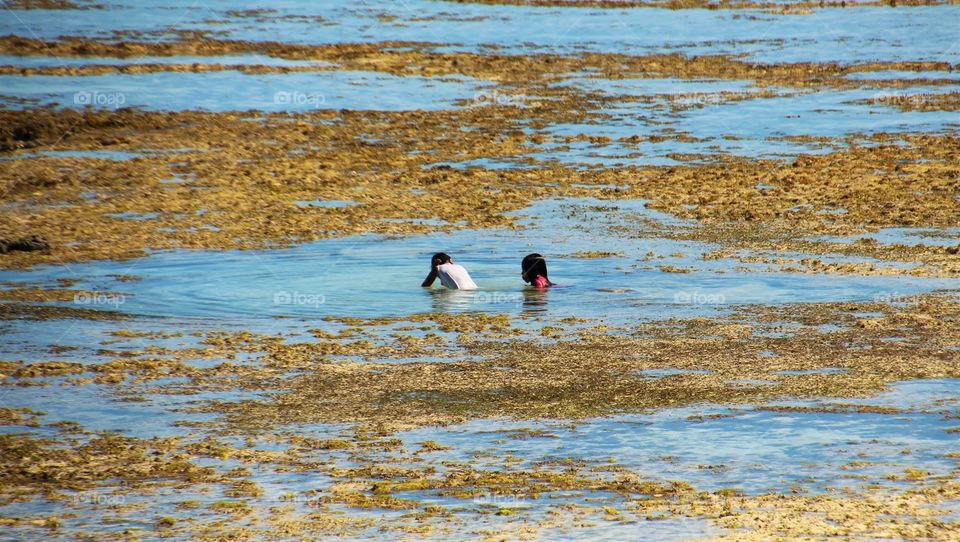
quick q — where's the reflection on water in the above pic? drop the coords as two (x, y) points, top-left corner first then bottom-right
(522, 287), (550, 313)
(426, 287), (477, 312)
(424, 274), (553, 313)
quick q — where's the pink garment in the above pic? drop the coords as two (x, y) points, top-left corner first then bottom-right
(532, 275), (550, 288)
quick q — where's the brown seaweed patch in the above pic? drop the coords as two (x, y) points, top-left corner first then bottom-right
(0, 407), (43, 426)
(0, 432), (217, 501)
(1, 106), (957, 275)
(2, 0), (104, 8)
(0, 62), (341, 77)
(0, 302), (127, 320)
(569, 251), (624, 258)
(675, 487), (960, 541)
(186, 295), (960, 432)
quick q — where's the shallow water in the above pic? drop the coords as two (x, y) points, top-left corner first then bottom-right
(846, 70), (960, 81)
(399, 379), (960, 495)
(3, 1), (959, 64)
(0, 369), (954, 540)
(536, 83), (959, 164)
(0, 149), (143, 161)
(2, 199), (954, 326)
(2, 4), (956, 164)
(0, 70), (487, 111)
(809, 226), (960, 247)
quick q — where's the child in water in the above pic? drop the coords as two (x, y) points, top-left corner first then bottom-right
(522, 253), (554, 288)
(421, 252), (478, 290)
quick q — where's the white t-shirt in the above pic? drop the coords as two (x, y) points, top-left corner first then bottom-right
(437, 263), (477, 290)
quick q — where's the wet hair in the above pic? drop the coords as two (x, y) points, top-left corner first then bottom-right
(431, 252), (452, 266)
(522, 253), (548, 283)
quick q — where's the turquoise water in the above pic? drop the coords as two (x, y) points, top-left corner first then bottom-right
(2, 4), (956, 158)
(536, 82), (959, 164)
(0, 370), (955, 539)
(0, 149), (143, 160)
(399, 379), (960, 495)
(0, 70), (487, 111)
(2, 199), (955, 325)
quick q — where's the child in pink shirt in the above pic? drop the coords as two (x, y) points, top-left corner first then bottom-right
(522, 253), (554, 288)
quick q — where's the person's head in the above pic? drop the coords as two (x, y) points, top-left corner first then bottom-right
(431, 252), (452, 268)
(521, 253), (548, 283)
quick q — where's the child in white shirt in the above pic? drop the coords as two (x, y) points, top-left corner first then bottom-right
(421, 252), (477, 290)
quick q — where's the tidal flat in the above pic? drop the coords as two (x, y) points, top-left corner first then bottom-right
(0, 0), (958, 540)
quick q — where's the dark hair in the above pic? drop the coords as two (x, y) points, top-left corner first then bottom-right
(522, 253), (548, 283)
(431, 252), (452, 266)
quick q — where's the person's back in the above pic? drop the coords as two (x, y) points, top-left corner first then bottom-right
(436, 262), (477, 290)
(421, 252), (478, 290)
